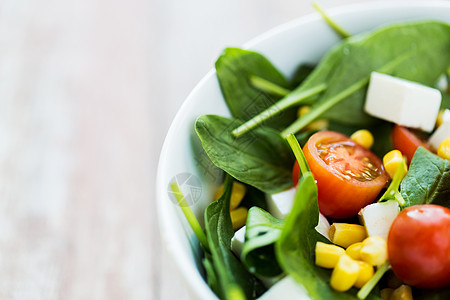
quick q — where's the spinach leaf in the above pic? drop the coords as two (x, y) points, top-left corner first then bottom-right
(234, 21), (450, 137)
(240, 185), (268, 211)
(204, 175), (265, 299)
(414, 287), (450, 300)
(215, 48), (297, 130)
(290, 64), (315, 87)
(275, 172), (380, 299)
(285, 21), (450, 133)
(203, 252), (222, 297)
(195, 115), (294, 194)
(311, 21), (449, 124)
(400, 147), (450, 208)
(241, 207), (285, 277)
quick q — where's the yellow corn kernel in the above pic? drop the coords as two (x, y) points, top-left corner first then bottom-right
(297, 106), (329, 131)
(436, 108), (450, 128)
(298, 106), (311, 118)
(230, 207), (248, 230)
(354, 261), (374, 288)
(351, 129), (374, 149)
(315, 242), (345, 269)
(346, 242), (363, 260)
(330, 223), (367, 248)
(391, 285), (413, 300)
(383, 150), (407, 179)
(307, 119), (329, 131)
(330, 254), (360, 292)
(437, 138), (450, 160)
(360, 236), (388, 266)
(214, 182), (247, 210)
(380, 288), (394, 300)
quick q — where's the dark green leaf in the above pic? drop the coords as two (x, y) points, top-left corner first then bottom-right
(276, 172), (381, 299)
(240, 185), (267, 211)
(241, 207), (285, 277)
(203, 252), (222, 297)
(195, 115), (294, 194)
(401, 147), (450, 208)
(287, 21), (450, 130)
(413, 287), (450, 300)
(290, 64), (315, 87)
(215, 48), (297, 130)
(204, 175), (265, 299)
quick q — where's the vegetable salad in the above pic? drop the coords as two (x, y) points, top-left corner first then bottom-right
(172, 18), (450, 300)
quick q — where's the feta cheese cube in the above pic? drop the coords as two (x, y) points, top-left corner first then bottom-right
(429, 121), (450, 151)
(266, 188), (330, 240)
(364, 72), (441, 132)
(258, 276), (308, 299)
(231, 226), (246, 257)
(266, 187), (297, 219)
(358, 200), (399, 240)
(316, 212), (331, 241)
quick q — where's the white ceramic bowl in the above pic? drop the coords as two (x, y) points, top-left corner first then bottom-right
(157, 2), (450, 299)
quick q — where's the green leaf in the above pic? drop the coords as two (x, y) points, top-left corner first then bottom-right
(401, 147), (450, 208)
(240, 185), (268, 211)
(241, 207), (285, 277)
(215, 48), (297, 130)
(195, 115), (294, 194)
(413, 287), (450, 300)
(276, 172), (381, 300)
(290, 64), (315, 87)
(317, 21), (450, 126)
(204, 175), (265, 299)
(169, 181), (209, 251)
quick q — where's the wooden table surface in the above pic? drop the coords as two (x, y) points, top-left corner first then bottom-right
(0, 0), (376, 299)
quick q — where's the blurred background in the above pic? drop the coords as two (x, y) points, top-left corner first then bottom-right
(0, 0), (379, 299)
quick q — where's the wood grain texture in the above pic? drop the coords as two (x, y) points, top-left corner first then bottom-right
(0, 0), (376, 299)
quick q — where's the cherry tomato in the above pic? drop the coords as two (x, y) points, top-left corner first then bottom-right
(392, 125), (430, 164)
(292, 160), (300, 185)
(301, 131), (388, 218)
(388, 205), (450, 289)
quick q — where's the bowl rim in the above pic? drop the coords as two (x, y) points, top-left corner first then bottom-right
(156, 1), (450, 299)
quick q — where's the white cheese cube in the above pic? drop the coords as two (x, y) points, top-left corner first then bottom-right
(258, 276), (308, 299)
(316, 212), (331, 241)
(358, 200), (399, 240)
(231, 226), (246, 257)
(266, 187), (297, 219)
(429, 121), (450, 151)
(364, 72), (441, 132)
(266, 188), (330, 240)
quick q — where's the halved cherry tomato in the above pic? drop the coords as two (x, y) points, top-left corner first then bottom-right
(392, 125), (430, 164)
(298, 131), (388, 218)
(388, 205), (450, 289)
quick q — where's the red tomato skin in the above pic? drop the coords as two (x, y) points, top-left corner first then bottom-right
(388, 205), (450, 289)
(302, 131), (388, 219)
(292, 161), (300, 186)
(392, 125), (430, 164)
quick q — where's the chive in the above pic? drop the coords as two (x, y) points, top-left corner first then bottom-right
(249, 75), (291, 97)
(170, 182), (210, 252)
(357, 262), (390, 299)
(232, 83), (327, 137)
(286, 133), (310, 176)
(313, 2), (351, 38)
(378, 157), (407, 206)
(281, 51), (414, 136)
